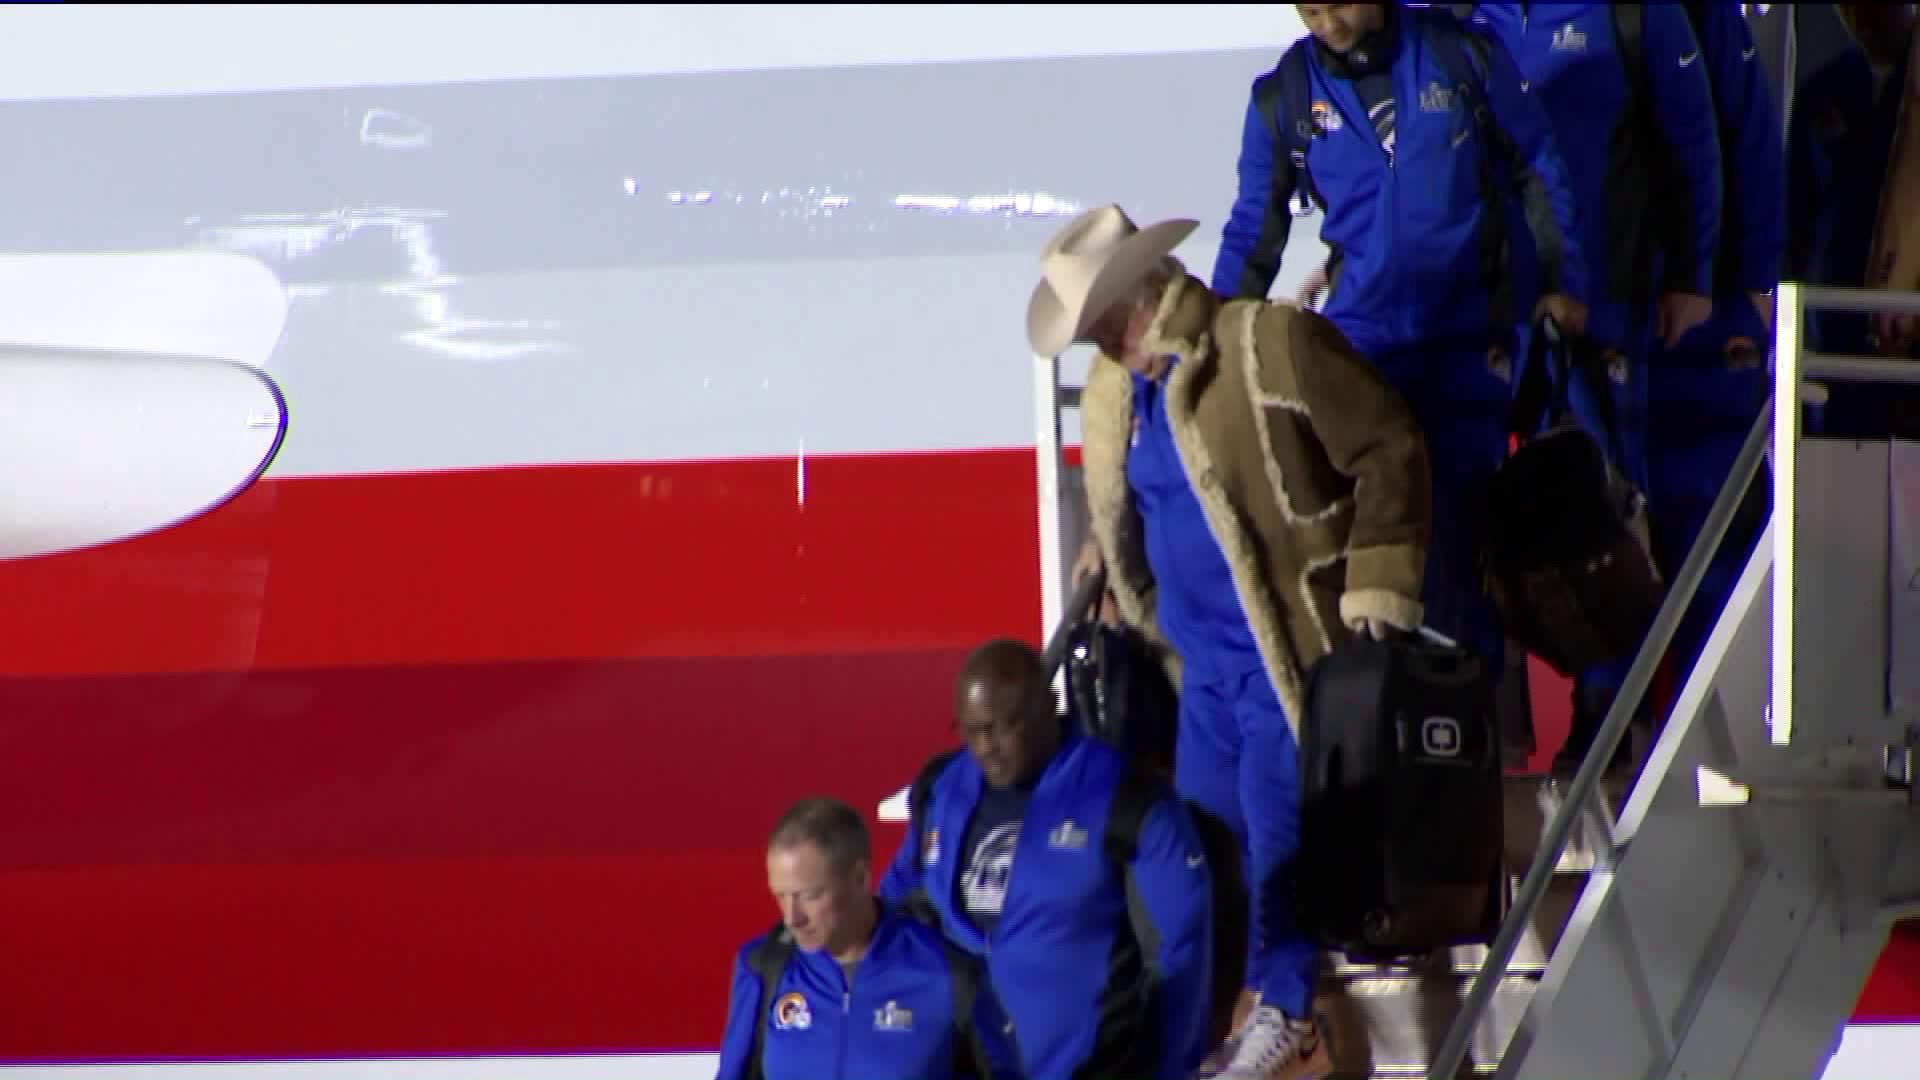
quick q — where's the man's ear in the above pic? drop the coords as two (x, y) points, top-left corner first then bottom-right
(850, 858), (872, 895)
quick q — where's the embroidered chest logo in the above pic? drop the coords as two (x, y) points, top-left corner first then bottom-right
(1048, 819), (1089, 851)
(1309, 100), (1343, 134)
(772, 991), (813, 1031)
(923, 827), (941, 867)
(1550, 24), (1587, 53)
(1418, 81), (1455, 114)
(874, 1000), (915, 1033)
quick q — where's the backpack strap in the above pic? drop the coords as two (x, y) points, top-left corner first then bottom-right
(1422, 15), (1521, 332)
(942, 941), (994, 1080)
(1101, 767), (1157, 866)
(907, 749), (963, 872)
(1257, 40), (1325, 217)
(1613, 3), (1645, 88)
(744, 922), (796, 1080)
(900, 748), (963, 925)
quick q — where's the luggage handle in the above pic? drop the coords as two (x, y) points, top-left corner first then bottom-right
(1041, 567), (1109, 677)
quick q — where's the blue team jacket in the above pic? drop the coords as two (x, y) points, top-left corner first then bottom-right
(1210, 4), (1587, 360)
(1689, 0), (1786, 299)
(1787, 26), (1911, 360)
(713, 904), (1023, 1080)
(1471, 3), (1724, 315)
(876, 732), (1215, 1080)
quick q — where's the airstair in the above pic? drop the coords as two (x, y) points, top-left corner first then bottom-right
(1024, 282), (1920, 1079)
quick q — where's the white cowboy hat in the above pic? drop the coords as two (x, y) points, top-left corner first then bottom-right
(1025, 205), (1199, 357)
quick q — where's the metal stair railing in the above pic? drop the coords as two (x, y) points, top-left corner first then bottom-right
(1425, 396), (1774, 1080)
(1428, 280), (1920, 1080)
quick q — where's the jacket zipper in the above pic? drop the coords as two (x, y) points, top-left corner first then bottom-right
(836, 989), (850, 1080)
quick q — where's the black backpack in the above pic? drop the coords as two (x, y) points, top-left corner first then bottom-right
(742, 915), (992, 1080)
(1482, 317), (1665, 678)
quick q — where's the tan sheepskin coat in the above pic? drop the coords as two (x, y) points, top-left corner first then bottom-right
(1082, 271), (1433, 734)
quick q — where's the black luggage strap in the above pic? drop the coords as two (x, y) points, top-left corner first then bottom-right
(1510, 316), (1630, 468)
(744, 921), (795, 1080)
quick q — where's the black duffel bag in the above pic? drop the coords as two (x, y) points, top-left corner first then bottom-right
(1482, 317), (1665, 678)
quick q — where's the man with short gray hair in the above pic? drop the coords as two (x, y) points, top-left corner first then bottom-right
(714, 796), (1020, 1080)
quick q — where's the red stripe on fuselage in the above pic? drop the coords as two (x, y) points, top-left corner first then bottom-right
(0, 450), (1911, 1061)
(0, 451), (1042, 676)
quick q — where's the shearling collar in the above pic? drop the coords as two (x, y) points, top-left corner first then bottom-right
(1137, 271), (1217, 363)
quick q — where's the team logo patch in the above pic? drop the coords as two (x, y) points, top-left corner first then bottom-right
(772, 991), (812, 1031)
(874, 999), (915, 1032)
(1309, 100), (1342, 134)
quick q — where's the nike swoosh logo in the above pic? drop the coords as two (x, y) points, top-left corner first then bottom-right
(1742, 46), (1757, 60)
(1679, 51), (1700, 66)
(1187, 854), (1205, 869)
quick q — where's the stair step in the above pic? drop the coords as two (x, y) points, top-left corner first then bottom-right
(1324, 870), (1585, 978)
(1315, 969), (1538, 1078)
(1502, 773), (1628, 875)
(1305, 778), (1611, 1080)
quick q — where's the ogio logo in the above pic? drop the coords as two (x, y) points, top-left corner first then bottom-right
(1421, 716), (1462, 758)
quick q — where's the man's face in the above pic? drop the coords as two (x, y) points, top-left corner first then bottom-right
(1083, 292), (1169, 380)
(953, 676), (1050, 789)
(1296, 4), (1385, 55)
(766, 841), (870, 955)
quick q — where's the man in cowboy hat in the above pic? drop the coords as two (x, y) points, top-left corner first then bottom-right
(1043, 204), (1431, 1080)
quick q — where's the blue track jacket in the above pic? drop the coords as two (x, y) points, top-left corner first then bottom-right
(1471, 3), (1723, 307)
(1210, 4), (1586, 359)
(1690, 0), (1785, 299)
(714, 904), (1023, 1080)
(876, 732), (1214, 1080)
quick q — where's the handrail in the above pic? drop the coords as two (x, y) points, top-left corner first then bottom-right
(1430, 281), (1920, 1078)
(1425, 400), (1776, 1080)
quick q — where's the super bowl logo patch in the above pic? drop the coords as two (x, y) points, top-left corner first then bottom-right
(1310, 100), (1342, 134)
(874, 999), (915, 1032)
(772, 991), (812, 1031)
(923, 827), (941, 867)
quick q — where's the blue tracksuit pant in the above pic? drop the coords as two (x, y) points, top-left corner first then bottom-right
(1647, 297), (1772, 687)
(1366, 341), (1510, 669)
(1552, 301), (1657, 699)
(1171, 665), (1314, 1018)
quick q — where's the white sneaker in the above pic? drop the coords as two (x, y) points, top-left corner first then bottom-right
(1194, 1025), (1245, 1080)
(1215, 1006), (1330, 1080)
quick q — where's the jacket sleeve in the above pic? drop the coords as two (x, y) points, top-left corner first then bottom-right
(1264, 304), (1432, 630)
(1210, 71), (1298, 300)
(1643, 2), (1725, 296)
(713, 942), (765, 1080)
(1473, 24), (1589, 305)
(967, 977), (1027, 1080)
(1128, 794), (1215, 1080)
(1700, 0), (1786, 293)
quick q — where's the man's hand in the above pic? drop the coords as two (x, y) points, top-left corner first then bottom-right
(1657, 290), (1714, 349)
(1071, 535), (1123, 627)
(1724, 336), (1764, 371)
(1533, 293), (1589, 337)
(1071, 535), (1103, 590)
(1294, 266), (1330, 308)
(1346, 616), (1393, 641)
(1749, 290), (1775, 334)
